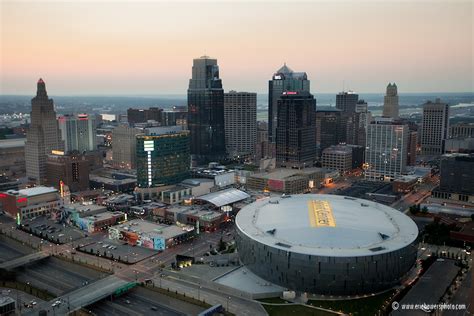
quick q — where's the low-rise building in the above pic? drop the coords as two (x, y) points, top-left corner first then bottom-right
(247, 168), (328, 194)
(0, 296), (15, 315)
(109, 219), (194, 250)
(321, 145), (352, 174)
(160, 185), (192, 204)
(0, 186), (61, 220)
(165, 206), (225, 232)
(73, 211), (126, 233)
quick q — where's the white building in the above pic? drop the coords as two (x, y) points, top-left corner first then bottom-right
(365, 118), (408, 181)
(58, 114), (97, 153)
(224, 91), (257, 159)
(421, 98), (450, 156)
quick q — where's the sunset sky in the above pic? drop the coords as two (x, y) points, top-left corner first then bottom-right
(1, 0), (472, 95)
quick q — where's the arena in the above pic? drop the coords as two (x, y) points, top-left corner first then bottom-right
(235, 194), (418, 295)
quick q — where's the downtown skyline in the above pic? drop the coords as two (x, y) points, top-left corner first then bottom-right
(1, 1), (473, 95)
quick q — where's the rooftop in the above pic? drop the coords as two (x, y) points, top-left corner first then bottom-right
(196, 188), (250, 207)
(117, 219), (193, 239)
(0, 138), (26, 149)
(236, 194), (418, 257)
(250, 167), (326, 180)
(0, 296), (15, 306)
(16, 186), (57, 197)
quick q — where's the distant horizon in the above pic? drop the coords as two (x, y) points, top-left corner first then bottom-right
(2, 91), (473, 98)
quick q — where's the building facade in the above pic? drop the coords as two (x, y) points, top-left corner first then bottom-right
(449, 123), (474, 139)
(58, 113), (97, 153)
(25, 79), (64, 184)
(127, 107), (163, 125)
(268, 64), (310, 145)
(432, 154), (474, 204)
(276, 91), (317, 168)
(365, 119), (409, 181)
(223, 91), (257, 159)
(0, 138), (26, 177)
(321, 145), (352, 174)
(420, 99), (449, 156)
(315, 108), (345, 156)
(136, 126), (190, 188)
(112, 124), (142, 169)
(187, 56), (226, 163)
(45, 151), (90, 192)
(0, 186), (61, 220)
(382, 83), (399, 119)
(336, 91), (358, 113)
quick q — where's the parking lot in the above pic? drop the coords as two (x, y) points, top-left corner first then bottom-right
(20, 217), (86, 244)
(78, 239), (158, 264)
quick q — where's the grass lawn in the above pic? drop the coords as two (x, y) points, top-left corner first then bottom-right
(262, 304), (335, 316)
(309, 290), (395, 316)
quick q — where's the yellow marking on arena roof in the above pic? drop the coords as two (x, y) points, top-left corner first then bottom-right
(308, 200), (336, 228)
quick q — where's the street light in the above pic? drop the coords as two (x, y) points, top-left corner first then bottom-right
(227, 296), (231, 312)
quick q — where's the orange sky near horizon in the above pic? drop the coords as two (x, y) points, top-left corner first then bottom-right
(1, 0), (472, 95)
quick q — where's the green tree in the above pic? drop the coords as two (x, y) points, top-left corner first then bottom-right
(421, 206), (428, 213)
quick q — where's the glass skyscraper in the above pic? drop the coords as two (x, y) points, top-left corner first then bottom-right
(136, 126), (190, 188)
(276, 91), (317, 168)
(268, 64), (310, 144)
(187, 56), (226, 163)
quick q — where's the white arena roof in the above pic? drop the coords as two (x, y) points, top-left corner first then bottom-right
(236, 194), (418, 257)
(197, 188), (250, 207)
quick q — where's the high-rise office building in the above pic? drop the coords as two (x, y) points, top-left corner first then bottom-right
(136, 126), (190, 188)
(25, 79), (64, 184)
(383, 83), (399, 119)
(268, 64), (310, 144)
(315, 108), (345, 155)
(407, 131), (418, 166)
(420, 98), (449, 156)
(276, 91), (317, 168)
(365, 118), (409, 181)
(335, 91), (358, 113)
(255, 122), (270, 161)
(45, 151), (90, 192)
(224, 91), (257, 159)
(58, 114), (97, 153)
(432, 154), (474, 204)
(127, 107), (163, 125)
(161, 106), (188, 127)
(355, 100), (372, 147)
(112, 125), (143, 169)
(187, 56), (226, 163)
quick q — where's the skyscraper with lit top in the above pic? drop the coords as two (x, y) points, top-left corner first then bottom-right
(25, 79), (64, 184)
(187, 56), (226, 163)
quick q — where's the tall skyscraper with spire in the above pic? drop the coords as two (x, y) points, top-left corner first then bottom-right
(383, 83), (399, 119)
(268, 64), (310, 145)
(25, 79), (64, 184)
(187, 56), (226, 163)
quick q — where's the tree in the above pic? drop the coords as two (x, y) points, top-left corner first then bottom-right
(471, 214), (474, 221)
(421, 206), (428, 214)
(218, 237), (226, 252)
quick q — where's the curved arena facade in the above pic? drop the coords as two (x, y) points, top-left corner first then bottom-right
(235, 194), (418, 295)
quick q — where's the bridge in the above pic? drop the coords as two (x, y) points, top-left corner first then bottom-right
(0, 252), (50, 269)
(24, 276), (132, 315)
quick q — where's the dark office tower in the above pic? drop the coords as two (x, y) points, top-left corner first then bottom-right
(268, 64), (310, 145)
(276, 91), (317, 168)
(383, 83), (399, 119)
(187, 56), (226, 163)
(25, 79), (64, 184)
(46, 151), (90, 192)
(127, 107), (163, 125)
(335, 91), (359, 113)
(315, 108), (344, 156)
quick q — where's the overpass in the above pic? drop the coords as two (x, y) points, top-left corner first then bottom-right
(0, 252), (50, 269)
(24, 275), (132, 315)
